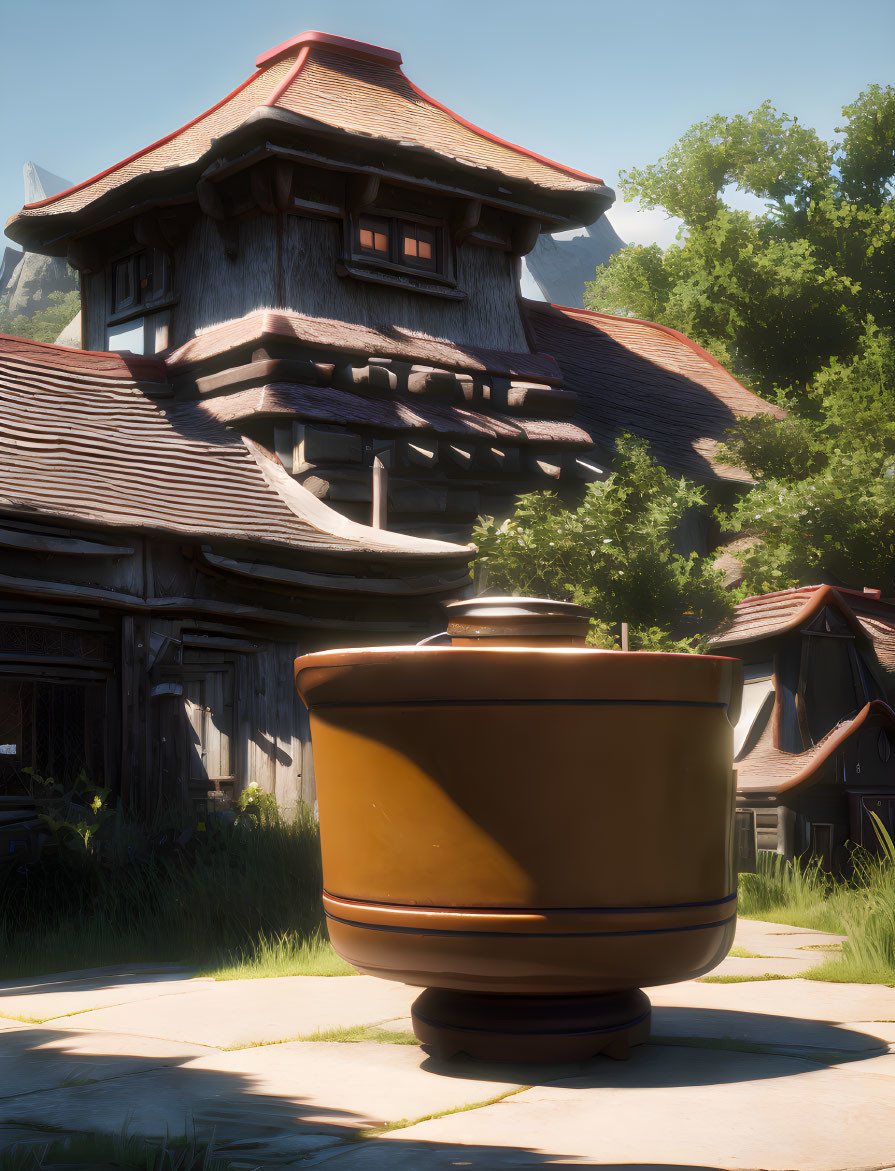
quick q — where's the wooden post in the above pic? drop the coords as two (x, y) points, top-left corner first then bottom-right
(372, 457), (388, 530)
(620, 622), (629, 652)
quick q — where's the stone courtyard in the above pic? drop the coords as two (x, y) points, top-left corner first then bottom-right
(1, 918), (894, 1169)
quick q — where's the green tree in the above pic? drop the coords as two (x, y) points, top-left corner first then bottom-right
(720, 322), (895, 595)
(0, 289), (81, 344)
(472, 435), (735, 651)
(586, 89), (895, 398)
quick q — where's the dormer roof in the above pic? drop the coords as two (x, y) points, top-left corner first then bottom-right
(6, 30), (611, 253)
(711, 585), (895, 652)
(0, 331), (472, 567)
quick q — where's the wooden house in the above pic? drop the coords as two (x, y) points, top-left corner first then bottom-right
(1, 29), (781, 812)
(712, 586), (895, 868)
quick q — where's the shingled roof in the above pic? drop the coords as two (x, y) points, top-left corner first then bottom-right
(737, 700), (895, 794)
(6, 31), (609, 250)
(523, 300), (784, 483)
(0, 333), (470, 562)
(167, 308), (563, 383)
(712, 585), (895, 656)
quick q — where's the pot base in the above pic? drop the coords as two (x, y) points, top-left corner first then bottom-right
(411, 987), (651, 1063)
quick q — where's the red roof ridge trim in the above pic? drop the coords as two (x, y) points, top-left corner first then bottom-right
(738, 583), (887, 608)
(751, 700), (895, 795)
(544, 301), (775, 407)
(20, 67), (274, 212)
(256, 30), (403, 68)
(0, 332), (167, 381)
(399, 76), (603, 187)
(265, 45), (311, 108)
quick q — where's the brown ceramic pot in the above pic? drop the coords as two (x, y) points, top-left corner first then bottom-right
(294, 639), (742, 1062)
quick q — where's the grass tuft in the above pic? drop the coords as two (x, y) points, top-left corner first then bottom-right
(700, 973), (795, 983)
(357, 1087), (529, 1140)
(203, 930), (354, 981)
(738, 821), (895, 985)
(0, 1126), (248, 1170)
(0, 802), (339, 981)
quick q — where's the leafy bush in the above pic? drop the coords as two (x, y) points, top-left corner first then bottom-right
(0, 784), (330, 979)
(739, 816), (895, 985)
(0, 289), (80, 343)
(472, 434), (734, 651)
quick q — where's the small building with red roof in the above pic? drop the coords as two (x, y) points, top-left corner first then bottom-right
(1, 30), (781, 810)
(712, 586), (895, 868)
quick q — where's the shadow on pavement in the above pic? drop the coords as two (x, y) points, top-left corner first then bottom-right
(418, 1006), (887, 1089)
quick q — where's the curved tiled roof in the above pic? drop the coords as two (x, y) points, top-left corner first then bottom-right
(712, 585), (895, 649)
(192, 382), (592, 448)
(737, 700), (895, 795)
(7, 31), (606, 243)
(523, 300), (784, 483)
(166, 307), (563, 383)
(0, 333), (470, 562)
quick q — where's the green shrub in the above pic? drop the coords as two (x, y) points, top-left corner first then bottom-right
(0, 789), (330, 980)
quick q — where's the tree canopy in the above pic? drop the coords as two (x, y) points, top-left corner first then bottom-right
(586, 88), (895, 399)
(584, 86), (895, 600)
(472, 435), (734, 651)
(0, 289), (81, 344)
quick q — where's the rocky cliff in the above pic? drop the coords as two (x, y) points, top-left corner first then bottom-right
(1, 163), (78, 317)
(525, 215), (625, 309)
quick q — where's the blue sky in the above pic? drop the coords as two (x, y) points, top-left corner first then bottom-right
(2, 0), (893, 252)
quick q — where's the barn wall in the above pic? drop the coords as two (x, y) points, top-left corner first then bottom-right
(164, 211), (529, 352)
(171, 216), (279, 347)
(280, 216), (529, 352)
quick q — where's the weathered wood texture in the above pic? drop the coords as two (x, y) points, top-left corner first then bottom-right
(166, 213), (529, 353)
(172, 215), (278, 347)
(281, 217), (529, 353)
(84, 270), (107, 352)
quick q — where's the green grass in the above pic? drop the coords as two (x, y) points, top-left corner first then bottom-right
(357, 1087), (530, 1140)
(738, 819), (895, 986)
(0, 803), (338, 981)
(0, 1127), (246, 1170)
(726, 945), (773, 959)
(300, 1024), (417, 1045)
(700, 973), (794, 983)
(222, 1022), (417, 1051)
(203, 930), (354, 980)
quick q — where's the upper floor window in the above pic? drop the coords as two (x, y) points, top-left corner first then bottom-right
(111, 248), (171, 315)
(355, 214), (445, 278)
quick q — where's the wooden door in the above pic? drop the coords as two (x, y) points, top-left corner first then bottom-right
(182, 665), (235, 801)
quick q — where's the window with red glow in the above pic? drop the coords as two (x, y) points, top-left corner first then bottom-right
(358, 217), (389, 256)
(354, 215), (443, 276)
(401, 223), (436, 270)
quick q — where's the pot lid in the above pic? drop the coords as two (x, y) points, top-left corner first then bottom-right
(444, 596), (592, 621)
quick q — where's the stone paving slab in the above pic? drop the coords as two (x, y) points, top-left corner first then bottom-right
(734, 918), (847, 958)
(365, 1045), (895, 1171)
(0, 1026), (215, 1099)
(0, 965), (199, 1022)
(648, 975), (895, 1024)
(0, 1038), (523, 1166)
(56, 975), (419, 1048)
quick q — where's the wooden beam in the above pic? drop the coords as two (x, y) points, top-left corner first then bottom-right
(133, 214), (167, 250)
(196, 179), (226, 221)
(66, 237), (102, 273)
(197, 180), (239, 256)
(0, 570), (422, 630)
(372, 457), (388, 530)
(451, 198), (482, 243)
(273, 160), (295, 212)
(0, 526), (133, 557)
(347, 173), (380, 211)
(250, 165), (277, 214)
(511, 217), (542, 257)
